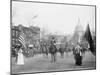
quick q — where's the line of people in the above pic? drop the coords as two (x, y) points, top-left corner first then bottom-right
(41, 37), (86, 66)
(13, 37), (87, 66)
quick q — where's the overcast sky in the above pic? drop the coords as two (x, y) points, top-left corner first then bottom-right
(12, 1), (95, 35)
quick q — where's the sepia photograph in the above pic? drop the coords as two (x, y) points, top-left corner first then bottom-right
(11, 0), (96, 74)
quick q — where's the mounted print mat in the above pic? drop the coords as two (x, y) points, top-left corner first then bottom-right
(11, 0), (96, 74)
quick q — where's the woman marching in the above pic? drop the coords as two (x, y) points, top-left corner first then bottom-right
(16, 44), (25, 65)
(74, 42), (83, 66)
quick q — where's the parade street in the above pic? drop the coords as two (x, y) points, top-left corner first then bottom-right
(11, 51), (96, 74)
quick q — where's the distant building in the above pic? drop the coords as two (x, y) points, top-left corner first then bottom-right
(11, 24), (40, 47)
(11, 25), (20, 48)
(70, 18), (84, 46)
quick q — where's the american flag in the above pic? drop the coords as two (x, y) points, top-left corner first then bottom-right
(18, 32), (26, 49)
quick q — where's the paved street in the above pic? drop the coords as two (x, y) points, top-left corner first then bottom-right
(11, 51), (96, 74)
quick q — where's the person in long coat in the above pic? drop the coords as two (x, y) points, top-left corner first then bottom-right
(59, 47), (64, 58)
(74, 43), (83, 66)
(16, 45), (24, 65)
(14, 46), (18, 64)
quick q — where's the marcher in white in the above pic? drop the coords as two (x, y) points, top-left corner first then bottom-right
(16, 46), (24, 65)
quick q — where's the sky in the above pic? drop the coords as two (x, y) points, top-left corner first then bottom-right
(12, 1), (95, 35)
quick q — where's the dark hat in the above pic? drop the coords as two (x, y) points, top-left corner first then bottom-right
(17, 44), (22, 48)
(52, 37), (55, 39)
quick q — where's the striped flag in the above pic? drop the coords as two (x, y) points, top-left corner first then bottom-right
(18, 32), (26, 49)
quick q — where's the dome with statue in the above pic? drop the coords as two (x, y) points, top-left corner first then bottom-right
(70, 18), (84, 46)
(74, 18), (83, 33)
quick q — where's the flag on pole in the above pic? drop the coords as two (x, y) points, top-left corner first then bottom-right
(84, 24), (95, 55)
(18, 32), (26, 49)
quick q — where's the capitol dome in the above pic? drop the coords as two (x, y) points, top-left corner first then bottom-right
(75, 18), (83, 33)
(75, 25), (83, 32)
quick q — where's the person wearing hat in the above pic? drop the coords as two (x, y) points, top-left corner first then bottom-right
(49, 37), (57, 62)
(16, 44), (24, 65)
(14, 46), (18, 64)
(74, 42), (83, 66)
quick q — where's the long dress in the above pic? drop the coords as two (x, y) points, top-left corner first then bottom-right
(74, 46), (82, 66)
(16, 49), (24, 65)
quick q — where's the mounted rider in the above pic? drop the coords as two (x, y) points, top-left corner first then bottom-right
(49, 37), (57, 62)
